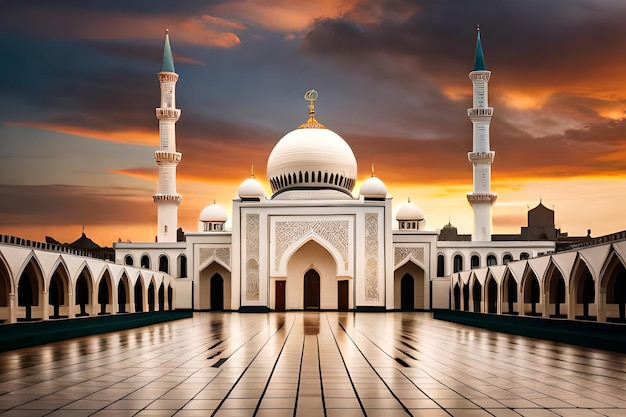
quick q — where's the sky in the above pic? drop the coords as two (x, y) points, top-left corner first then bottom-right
(2, 0), (626, 246)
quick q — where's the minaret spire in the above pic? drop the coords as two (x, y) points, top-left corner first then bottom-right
(467, 26), (496, 241)
(153, 30), (182, 242)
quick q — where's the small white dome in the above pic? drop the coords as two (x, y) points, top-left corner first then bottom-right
(238, 178), (266, 200)
(396, 201), (424, 221)
(199, 203), (228, 223)
(360, 176), (387, 199)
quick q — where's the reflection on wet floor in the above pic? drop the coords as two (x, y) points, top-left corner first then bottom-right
(0, 312), (626, 416)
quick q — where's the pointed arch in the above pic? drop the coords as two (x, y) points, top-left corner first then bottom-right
(544, 261), (566, 318)
(521, 266), (541, 316)
(97, 268), (113, 315)
(118, 272), (131, 313)
(17, 254), (45, 321)
(48, 260), (70, 319)
(199, 262), (231, 310)
(158, 281), (165, 311)
(280, 233), (345, 277)
(140, 254), (151, 269)
(471, 274), (482, 312)
(394, 260), (425, 310)
(158, 254), (169, 273)
(75, 265), (93, 316)
(486, 272), (498, 314)
(167, 284), (174, 310)
(600, 250), (626, 323)
(134, 277), (145, 313)
(148, 278), (156, 312)
(0, 254), (12, 322)
(453, 281), (461, 311)
(501, 269), (518, 315)
(570, 255), (596, 320)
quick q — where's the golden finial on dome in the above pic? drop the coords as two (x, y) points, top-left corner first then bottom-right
(251, 164), (254, 178)
(371, 164), (375, 177)
(298, 89), (326, 129)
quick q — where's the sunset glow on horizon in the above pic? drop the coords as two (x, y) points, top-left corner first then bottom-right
(2, 0), (626, 247)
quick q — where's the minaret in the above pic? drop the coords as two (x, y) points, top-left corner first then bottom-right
(153, 30), (182, 242)
(467, 26), (496, 242)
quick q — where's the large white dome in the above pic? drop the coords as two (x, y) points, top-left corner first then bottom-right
(266, 91), (357, 199)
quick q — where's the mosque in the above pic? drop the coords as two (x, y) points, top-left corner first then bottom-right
(113, 29), (555, 313)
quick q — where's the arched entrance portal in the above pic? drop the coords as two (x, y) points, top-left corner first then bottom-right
(400, 274), (414, 310)
(304, 269), (320, 310)
(211, 274), (224, 311)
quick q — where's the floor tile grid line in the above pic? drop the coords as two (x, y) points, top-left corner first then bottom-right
(243, 315), (300, 416)
(343, 319), (457, 416)
(291, 327), (306, 417)
(393, 321), (578, 402)
(364, 317), (559, 412)
(365, 316), (624, 413)
(315, 332), (327, 417)
(207, 314), (295, 417)
(335, 317), (412, 416)
(323, 313), (367, 416)
(413, 317), (626, 382)
(204, 319), (276, 367)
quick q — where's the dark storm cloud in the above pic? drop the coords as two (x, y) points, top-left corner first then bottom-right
(0, 185), (154, 226)
(301, 0), (626, 88)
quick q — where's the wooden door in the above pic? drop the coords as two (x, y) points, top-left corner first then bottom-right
(304, 269), (320, 310)
(338, 280), (349, 311)
(275, 281), (286, 312)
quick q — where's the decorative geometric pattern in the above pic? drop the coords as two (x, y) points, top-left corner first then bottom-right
(365, 213), (379, 301)
(275, 220), (349, 270)
(246, 214), (260, 300)
(395, 246), (424, 267)
(199, 247), (231, 267)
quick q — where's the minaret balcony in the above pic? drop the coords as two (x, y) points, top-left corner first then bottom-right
(153, 193), (182, 203)
(467, 192), (497, 205)
(156, 108), (181, 120)
(468, 151), (495, 164)
(155, 151), (182, 164)
(467, 108), (493, 117)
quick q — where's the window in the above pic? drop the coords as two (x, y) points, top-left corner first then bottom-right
(124, 255), (134, 266)
(141, 255), (150, 269)
(503, 254), (513, 265)
(487, 255), (497, 266)
(178, 255), (187, 278)
(159, 255), (169, 273)
(520, 252), (530, 260)
(471, 255), (480, 269)
(453, 255), (463, 273)
(437, 254), (445, 277)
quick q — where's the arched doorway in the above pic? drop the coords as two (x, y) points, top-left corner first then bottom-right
(572, 258), (595, 320)
(502, 272), (518, 315)
(134, 279), (144, 312)
(168, 285), (174, 310)
(148, 281), (155, 312)
(118, 280), (127, 313)
(472, 279), (482, 312)
(75, 268), (92, 316)
(602, 254), (626, 322)
(546, 265), (566, 318)
(97, 271), (112, 315)
(49, 264), (69, 319)
(158, 282), (165, 311)
(0, 259), (11, 322)
(303, 269), (320, 310)
(487, 276), (497, 313)
(400, 273), (414, 310)
(210, 274), (224, 311)
(199, 262), (231, 311)
(523, 271), (541, 316)
(18, 258), (43, 321)
(462, 284), (469, 311)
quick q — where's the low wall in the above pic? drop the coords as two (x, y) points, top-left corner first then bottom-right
(434, 309), (626, 353)
(0, 311), (192, 353)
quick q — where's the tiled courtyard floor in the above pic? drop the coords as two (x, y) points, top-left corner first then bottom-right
(0, 312), (626, 417)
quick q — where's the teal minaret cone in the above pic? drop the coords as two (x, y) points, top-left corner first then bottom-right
(467, 26), (496, 242)
(154, 30), (182, 243)
(161, 29), (175, 73)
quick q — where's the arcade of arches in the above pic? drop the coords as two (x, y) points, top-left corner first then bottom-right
(0, 249), (175, 324)
(453, 249), (626, 323)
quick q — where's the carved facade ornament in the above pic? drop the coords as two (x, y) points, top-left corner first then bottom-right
(275, 220), (349, 270)
(365, 213), (379, 301)
(199, 247), (231, 267)
(395, 246), (424, 267)
(246, 214), (260, 300)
